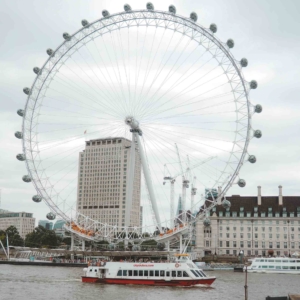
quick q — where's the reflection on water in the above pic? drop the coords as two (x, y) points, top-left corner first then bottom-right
(0, 265), (299, 300)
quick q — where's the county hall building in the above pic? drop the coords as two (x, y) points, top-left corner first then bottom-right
(195, 186), (300, 258)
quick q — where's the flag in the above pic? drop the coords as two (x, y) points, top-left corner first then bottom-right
(84, 130), (87, 134)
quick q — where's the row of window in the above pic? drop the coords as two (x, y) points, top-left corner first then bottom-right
(256, 259), (300, 263)
(217, 250), (289, 256)
(218, 241), (299, 249)
(218, 212), (300, 218)
(219, 220), (300, 225)
(218, 233), (299, 239)
(220, 226), (300, 231)
(256, 266), (300, 270)
(116, 270), (190, 277)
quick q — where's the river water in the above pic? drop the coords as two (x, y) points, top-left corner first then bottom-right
(0, 265), (299, 300)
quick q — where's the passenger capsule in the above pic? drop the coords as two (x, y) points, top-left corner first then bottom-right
(240, 58), (248, 67)
(16, 154), (26, 161)
(15, 131), (23, 139)
(124, 4), (132, 11)
(238, 179), (246, 188)
(23, 87), (31, 95)
(63, 32), (71, 41)
(32, 195), (42, 203)
(33, 67), (40, 75)
(17, 109), (24, 117)
(46, 48), (54, 56)
(209, 23), (217, 33)
(203, 218), (211, 227)
(22, 175), (31, 183)
(102, 10), (110, 17)
(250, 80), (258, 89)
(169, 5), (176, 14)
(146, 2), (154, 10)
(248, 155), (257, 164)
(255, 104), (263, 113)
(222, 199), (231, 209)
(227, 39), (234, 48)
(254, 130), (262, 138)
(190, 12), (198, 22)
(81, 19), (89, 27)
(46, 212), (56, 220)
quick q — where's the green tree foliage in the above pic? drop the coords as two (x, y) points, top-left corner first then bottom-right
(0, 226), (24, 247)
(25, 225), (60, 248)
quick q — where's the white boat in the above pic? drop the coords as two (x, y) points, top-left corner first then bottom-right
(82, 254), (216, 286)
(245, 257), (300, 274)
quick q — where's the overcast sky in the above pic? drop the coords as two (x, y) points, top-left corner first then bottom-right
(1, 0), (300, 225)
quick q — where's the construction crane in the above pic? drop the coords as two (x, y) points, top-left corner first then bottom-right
(164, 145), (216, 226)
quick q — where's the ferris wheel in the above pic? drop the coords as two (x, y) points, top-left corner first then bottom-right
(15, 3), (262, 244)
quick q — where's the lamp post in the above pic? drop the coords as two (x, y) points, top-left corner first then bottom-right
(214, 234), (217, 255)
(240, 249), (248, 300)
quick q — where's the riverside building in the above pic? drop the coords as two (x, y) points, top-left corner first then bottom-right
(0, 209), (35, 239)
(76, 137), (141, 228)
(195, 186), (300, 258)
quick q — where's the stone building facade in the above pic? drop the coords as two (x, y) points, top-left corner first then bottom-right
(195, 186), (300, 257)
(0, 209), (35, 239)
(76, 137), (141, 228)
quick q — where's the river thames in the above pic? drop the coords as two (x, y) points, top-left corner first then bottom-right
(0, 265), (299, 299)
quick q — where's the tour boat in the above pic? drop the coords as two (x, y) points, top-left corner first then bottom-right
(82, 254), (216, 286)
(245, 257), (300, 274)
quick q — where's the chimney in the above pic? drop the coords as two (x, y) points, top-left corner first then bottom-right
(257, 186), (261, 205)
(279, 185), (283, 205)
(217, 186), (222, 205)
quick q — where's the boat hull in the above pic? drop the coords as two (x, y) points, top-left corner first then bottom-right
(82, 276), (216, 286)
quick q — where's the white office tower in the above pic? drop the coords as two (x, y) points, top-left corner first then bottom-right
(76, 137), (141, 228)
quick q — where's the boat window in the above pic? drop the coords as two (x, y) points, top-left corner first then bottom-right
(196, 270), (203, 277)
(191, 270), (199, 277)
(290, 266), (296, 270)
(89, 268), (93, 272)
(149, 270), (154, 276)
(276, 266), (281, 269)
(160, 271), (165, 277)
(297, 267), (300, 270)
(117, 270), (122, 276)
(95, 269), (98, 272)
(123, 270), (127, 276)
(268, 266), (274, 269)
(144, 270), (148, 276)
(283, 266), (288, 269)
(290, 260), (295, 263)
(134, 270), (138, 276)
(155, 270), (159, 277)
(177, 271), (182, 277)
(172, 271), (177, 277)
(139, 270), (143, 276)
(199, 271), (207, 277)
(128, 270), (132, 276)
(258, 266), (261, 268)
(282, 260), (288, 263)
(262, 266), (267, 269)
(166, 271), (170, 277)
(274, 260), (281, 263)
(269, 260), (274, 263)
(183, 271), (189, 277)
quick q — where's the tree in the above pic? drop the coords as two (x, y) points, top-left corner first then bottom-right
(25, 225), (60, 248)
(0, 226), (24, 247)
